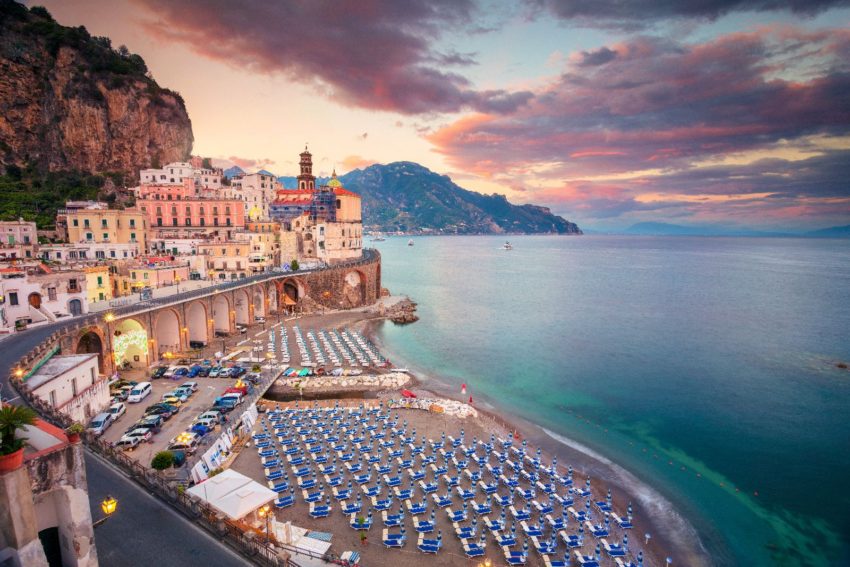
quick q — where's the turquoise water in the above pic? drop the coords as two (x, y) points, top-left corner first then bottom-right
(371, 235), (850, 567)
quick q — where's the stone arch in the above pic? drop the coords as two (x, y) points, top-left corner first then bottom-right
(343, 270), (366, 307)
(212, 293), (231, 334)
(154, 308), (181, 356)
(234, 289), (250, 326)
(253, 286), (266, 319)
(282, 278), (304, 313)
(114, 318), (149, 369)
(75, 329), (105, 374)
(186, 301), (209, 347)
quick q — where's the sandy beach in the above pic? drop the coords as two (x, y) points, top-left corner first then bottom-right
(231, 302), (711, 567)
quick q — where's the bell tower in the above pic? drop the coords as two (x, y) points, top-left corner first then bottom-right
(297, 145), (316, 191)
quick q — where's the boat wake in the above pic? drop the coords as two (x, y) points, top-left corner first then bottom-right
(541, 427), (712, 567)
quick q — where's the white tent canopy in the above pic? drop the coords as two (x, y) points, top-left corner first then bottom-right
(187, 468), (276, 521)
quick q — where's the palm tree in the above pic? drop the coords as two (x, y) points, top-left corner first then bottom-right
(0, 405), (38, 456)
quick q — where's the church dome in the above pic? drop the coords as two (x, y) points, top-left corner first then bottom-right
(327, 169), (342, 188)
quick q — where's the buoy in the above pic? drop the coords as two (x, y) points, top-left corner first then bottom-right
(461, 383), (467, 394)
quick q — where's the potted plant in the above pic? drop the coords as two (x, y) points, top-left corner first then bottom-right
(66, 422), (84, 443)
(0, 405), (38, 472)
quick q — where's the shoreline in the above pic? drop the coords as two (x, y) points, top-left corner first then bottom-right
(356, 316), (713, 567)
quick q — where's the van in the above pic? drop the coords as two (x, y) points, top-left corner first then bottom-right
(167, 432), (202, 454)
(87, 413), (113, 436)
(128, 382), (152, 403)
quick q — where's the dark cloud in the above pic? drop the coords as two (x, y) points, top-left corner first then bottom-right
(430, 29), (850, 178)
(576, 46), (618, 66)
(134, 0), (532, 115)
(531, 0), (850, 28)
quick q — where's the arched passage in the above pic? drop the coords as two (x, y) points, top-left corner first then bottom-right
(212, 294), (231, 335)
(234, 289), (250, 326)
(253, 287), (266, 319)
(282, 279), (302, 313)
(114, 318), (148, 369)
(186, 301), (208, 347)
(155, 309), (181, 356)
(76, 330), (105, 374)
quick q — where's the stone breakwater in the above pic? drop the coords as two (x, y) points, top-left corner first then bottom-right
(387, 396), (479, 419)
(278, 371), (411, 391)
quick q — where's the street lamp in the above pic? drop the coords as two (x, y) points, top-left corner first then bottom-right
(258, 504), (271, 542)
(175, 275), (181, 293)
(93, 495), (118, 528)
(104, 313), (115, 323)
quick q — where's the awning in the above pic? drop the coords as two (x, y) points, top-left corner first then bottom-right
(283, 295), (297, 306)
(186, 469), (276, 521)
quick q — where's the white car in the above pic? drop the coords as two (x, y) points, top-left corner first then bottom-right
(108, 402), (126, 420)
(180, 381), (199, 392)
(255, 316), (266, 323)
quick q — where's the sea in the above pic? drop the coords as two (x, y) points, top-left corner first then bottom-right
(368, 234), (850, 567)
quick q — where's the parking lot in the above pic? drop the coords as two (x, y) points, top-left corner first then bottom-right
(97, 320), (280, 467)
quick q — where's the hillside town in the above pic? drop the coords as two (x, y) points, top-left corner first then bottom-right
(0, 148), (363, 335)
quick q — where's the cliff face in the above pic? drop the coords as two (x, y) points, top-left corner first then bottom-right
(0, 2), (193, 174)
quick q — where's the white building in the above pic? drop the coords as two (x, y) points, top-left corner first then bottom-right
(0, 265), (88, 333)
(0, 219), (38, 260)
(139, 161), (223, 190)
(230, 171), (279, 220)
(40, 242), (141, 263)
(26, 354), (109, 424)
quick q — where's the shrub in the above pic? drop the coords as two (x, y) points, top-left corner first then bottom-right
(151, 450), (174, 471)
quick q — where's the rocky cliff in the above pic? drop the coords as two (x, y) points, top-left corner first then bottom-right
(0, 2), (193, 174)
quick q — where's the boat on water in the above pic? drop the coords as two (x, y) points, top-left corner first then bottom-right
(408, 239), (414, 246)
(502, 241), (513, 250)
(372, 234), (386, 242)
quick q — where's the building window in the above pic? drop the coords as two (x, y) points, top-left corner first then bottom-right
(172, 218), (178, 227)
(49, 390), (57, 407)
(130, 219), (136, 228)
(72, 219), (79, 227)
(71, 377), (78, 397)
(86, 232), (93, 240)
(96, 251), (105, 259)
(185, 219), (192, 226)
(79, 251), (87, 259)
(90, 367), (96, 385)
(9, 292), (18, 306)
(102, 219), (108, 227)
(48, 287), (57, 301)
(200, 218), (205, 227)
(103, 233), (109, 240)
(110, 250), (116, 258)
(84, 219), (90, 228)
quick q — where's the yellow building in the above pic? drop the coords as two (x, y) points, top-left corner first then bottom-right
(66, 207), (147, 251)
(114, 258), (190, 296)
(84, 265), (112, 303)
(197, 242), (252, 281)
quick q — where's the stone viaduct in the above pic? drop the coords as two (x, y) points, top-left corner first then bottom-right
(53, 250), (382, 375)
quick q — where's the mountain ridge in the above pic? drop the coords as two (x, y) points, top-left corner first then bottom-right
(280, 161), (581, 235)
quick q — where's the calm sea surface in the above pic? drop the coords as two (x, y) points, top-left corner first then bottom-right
(370, 235), (850, 567)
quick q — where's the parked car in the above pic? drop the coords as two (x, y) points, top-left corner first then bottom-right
(209, 366), (222, 378)
(230, 366), (247, 378)
(193, 411), (221, 429)
(113, 436), (143, 451)
(144, 403), (179, 419)
(189, 340), (207, 349)
(190, 423), (210, 436)
(172, 367), (190, 378)
(111, 386), (133, 401)
(244, 373), (262, 385)
(180, 381), (199, 392)
(236, 324), (247, 334)
(108, 402), (127, 420)
(87, 413), (113, 437)
(167, 389), (191, 402)
(196, 366), (210, 377)
(187, 365), (203, 378)
(151, 366), (169, 379)
(167, 432), (202, 454)
(121, 428), (153, 444)
(127, 382), (152, 403)
(135, 414), (164, 433)
(161, 396), (184, 407)
(255, 316), (265, 324)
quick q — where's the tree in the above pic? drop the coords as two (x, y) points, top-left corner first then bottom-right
(0, 405), (38, 456)
(202, 157), (212, 170)
(151, 450), (174, 470)
(290, 259), (299, 271)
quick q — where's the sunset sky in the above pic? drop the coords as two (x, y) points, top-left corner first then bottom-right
(30, 0), (850, 231)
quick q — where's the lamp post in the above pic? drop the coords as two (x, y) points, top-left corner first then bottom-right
(258, 504), (271, 542)
(93, 495), (118, 528)
(175, 275), (181, 293)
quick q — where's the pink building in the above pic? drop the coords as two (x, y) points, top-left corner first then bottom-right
(138, 196), (246, 229)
